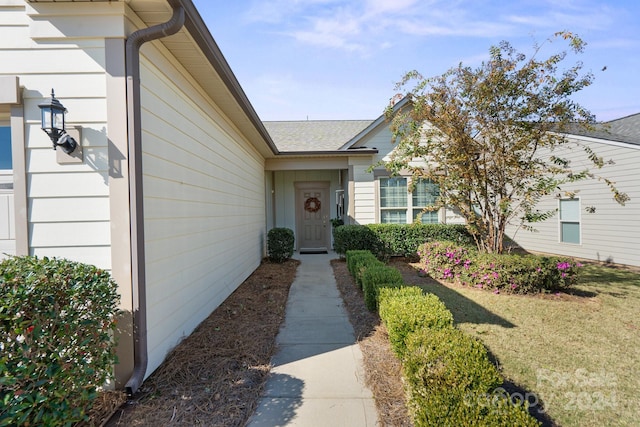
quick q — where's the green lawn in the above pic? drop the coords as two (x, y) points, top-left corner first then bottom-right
(414, 263), (640, 427)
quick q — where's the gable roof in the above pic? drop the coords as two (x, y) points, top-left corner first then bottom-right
(339, 97), (409, 150)
(264, 120), (373, 152)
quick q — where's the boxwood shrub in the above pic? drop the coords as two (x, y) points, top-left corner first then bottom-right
(267, 227), (295, 263)
(345, 250), (383, 289)
(378, 287), (454, 357)
(360, 265), (404, 311)
(403, 327), (539, 427)
(0, 256), (120, 426)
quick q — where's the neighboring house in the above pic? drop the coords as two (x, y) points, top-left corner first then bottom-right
(506, 114), (640, 267)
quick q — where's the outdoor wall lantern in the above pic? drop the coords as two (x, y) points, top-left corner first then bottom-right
(38, 89), (77, 154)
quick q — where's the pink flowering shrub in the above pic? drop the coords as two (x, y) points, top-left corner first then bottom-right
(418, 241), (582, 294)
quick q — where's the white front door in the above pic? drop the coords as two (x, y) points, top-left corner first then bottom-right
(297, 184), (329, 253)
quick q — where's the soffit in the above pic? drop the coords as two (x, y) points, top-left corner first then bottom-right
(127, 0), (278, 158)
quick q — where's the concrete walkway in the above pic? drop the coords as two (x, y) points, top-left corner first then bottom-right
(247, 252), (379, 427)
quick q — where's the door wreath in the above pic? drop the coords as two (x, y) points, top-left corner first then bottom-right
(304, 197), (321, 213)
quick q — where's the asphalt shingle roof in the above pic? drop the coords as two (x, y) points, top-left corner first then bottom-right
(565, 113), (640, 146)
(263, 120), (373, 152)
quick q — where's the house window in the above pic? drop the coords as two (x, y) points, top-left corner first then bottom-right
(379, 177), (440, 224)
(559, 198), (580, 244)
(380, 177), (407, 223)
(0, 126), (11, 170)
(412, 178), (439, 223)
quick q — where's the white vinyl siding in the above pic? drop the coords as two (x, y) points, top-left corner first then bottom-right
(559, 198), (580, 244)
(138, 49), (267, 378)
(507, 136), (640, 267)
(1, 2), (114, 268)
(351, 157), (375, 224)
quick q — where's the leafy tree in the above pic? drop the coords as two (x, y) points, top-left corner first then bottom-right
(382, 32), (629, 253)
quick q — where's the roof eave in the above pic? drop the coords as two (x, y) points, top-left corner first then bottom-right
(276, 149), (379, 157)
(150, 0), (279, 157)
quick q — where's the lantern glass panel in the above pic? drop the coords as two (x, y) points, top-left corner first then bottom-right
(41, 107), (52, 130)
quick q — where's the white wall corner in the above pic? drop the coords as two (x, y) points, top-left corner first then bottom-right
(0, 76), (20, 104)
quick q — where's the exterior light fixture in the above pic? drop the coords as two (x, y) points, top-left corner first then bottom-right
(38, 89), (77, 154)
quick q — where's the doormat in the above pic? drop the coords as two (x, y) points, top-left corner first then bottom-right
(299, 249), (328, 254)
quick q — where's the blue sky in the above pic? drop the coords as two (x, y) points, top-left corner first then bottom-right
(193, 0), (640, 122)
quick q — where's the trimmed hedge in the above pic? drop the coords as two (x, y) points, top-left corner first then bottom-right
(346, 250), (383, 289)
(360, 265), (404, 311)
(0, 256), (120, 426)
(334, 223), (473, 258)
(404, 328), (539, 427)
(418, 240), (582, 294)
(333, 225), (383, 257)
(267, 227), (295, 263)
(341, 251), (541, 426)
(378, 287), (454, 357)
(367, 223), (474, 257)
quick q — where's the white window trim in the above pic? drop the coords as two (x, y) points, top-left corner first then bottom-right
(559, 197), (581, 245)
(377, 176), (442, 224)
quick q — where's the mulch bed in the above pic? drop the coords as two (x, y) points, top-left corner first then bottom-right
(103, 258), (299, 427)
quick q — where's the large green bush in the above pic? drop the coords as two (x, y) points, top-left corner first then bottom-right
(418, 241), (582, 294)
(267, 227), (295, 263)
(378, 287), (453, 357)
(368, 223), (474, 257)
(0, 256), (120, 426)
(335, 223), (473, 258)
(333, 225), (384, 257)
(360, 265), (404, 311)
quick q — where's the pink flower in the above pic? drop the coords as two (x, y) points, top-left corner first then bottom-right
(493, 289), (500, 294)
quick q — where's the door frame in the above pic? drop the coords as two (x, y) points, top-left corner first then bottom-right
(294, 181), (330, 252)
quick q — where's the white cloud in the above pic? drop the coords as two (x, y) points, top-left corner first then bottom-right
(246, 0), (347, 24)
(245, 0), (623, 55)
(364, 0), (420, 15)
